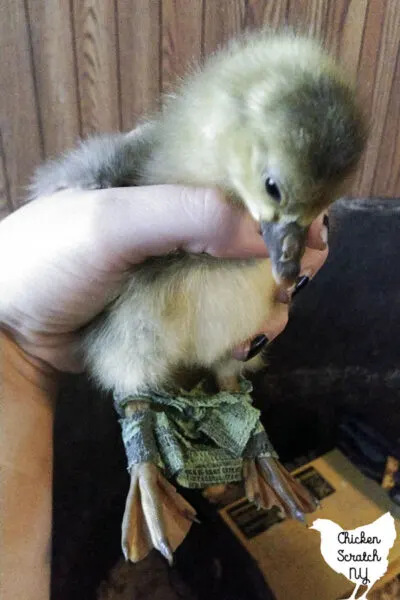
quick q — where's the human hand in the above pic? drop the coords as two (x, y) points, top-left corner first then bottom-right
(232, 213), (329, 360)
(0, 185), (328, 371)
(0, 185), (268, 371)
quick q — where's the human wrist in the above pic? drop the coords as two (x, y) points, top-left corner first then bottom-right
(1, 329), (59, 394)
(0, 330), (54, 600)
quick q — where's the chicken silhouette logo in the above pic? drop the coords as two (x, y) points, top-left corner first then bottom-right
(310, 512), (397, 599)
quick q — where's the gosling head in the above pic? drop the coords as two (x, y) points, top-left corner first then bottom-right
(222, 35), (366, 285)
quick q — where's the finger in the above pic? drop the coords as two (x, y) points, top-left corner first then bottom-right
(205, 206), (269, 259)
(290, 219), (329, 298)
(306, 212), (329, 250)
(235, 211), (270, 259)
(299, 244), (329, 281)
(234, 236), (326, 351)
(232, 341), (251, 361)
(292, 227), (329, 299)
(256, 303), (289, 343)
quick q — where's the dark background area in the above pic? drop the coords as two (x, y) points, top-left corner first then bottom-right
(52, 198), (400, 599)
(253, 198), (400, 464)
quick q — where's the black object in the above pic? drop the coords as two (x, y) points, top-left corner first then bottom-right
(246, 334), (269, 361)
(226, 500), (284, 540)
(175, 490), (275, 600)
(295, 466), (335, 501)
(338, 413), (400, 506)
(292, 275), (310, 297)
(265, 177), (281, 202)
(266, 198), (400, 372)
(253, 198), (400, 463)
(51, 375), (127, 600)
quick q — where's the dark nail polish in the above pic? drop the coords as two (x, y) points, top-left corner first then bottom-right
(323, 214), (330, 232)
(246, 334), (268, 361)
(292, 275), (309, 298)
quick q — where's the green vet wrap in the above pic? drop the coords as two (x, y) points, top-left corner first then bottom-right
(114, 378), (279, 489)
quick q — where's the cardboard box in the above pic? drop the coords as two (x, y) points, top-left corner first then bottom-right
(219, 450), (400, 600)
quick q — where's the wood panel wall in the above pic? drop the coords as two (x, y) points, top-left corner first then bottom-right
(1, 0), (399, 216)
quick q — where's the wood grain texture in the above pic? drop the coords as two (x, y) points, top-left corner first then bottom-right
(161, 0), (203, 93)
(203, 0), (246, 55)
(287, 0), (330, 40)
(0, 130), (12, 220)
(244, 0), (289, 30)
(318, 1), (369, 194)
(73, 0), (121, 136)
(373, 43), (400, 196)
(117, 0), (161, 131)
(332, 1), (368, 79)
(0, 0), (42, 208)
(26, 0), (80, 158)
(202, 0), (289, 51)
(355, 0), (400, 196)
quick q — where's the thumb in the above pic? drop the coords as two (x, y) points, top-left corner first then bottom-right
(184, 190), (269, 259)
(96, 185), (269, 265)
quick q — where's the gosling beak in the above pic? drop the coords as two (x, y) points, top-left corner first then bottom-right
(260, 220), (308, 286)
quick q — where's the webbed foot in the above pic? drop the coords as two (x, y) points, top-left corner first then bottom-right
(243, 457), (319, 522)
(121, 462), (197, 564)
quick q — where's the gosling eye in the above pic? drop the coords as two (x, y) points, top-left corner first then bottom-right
(265, 177), (281, 203)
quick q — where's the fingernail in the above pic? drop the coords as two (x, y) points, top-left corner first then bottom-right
(292, 275), (309, 298)
(245, 334), (268, 361)
(321, 214), (329, 246)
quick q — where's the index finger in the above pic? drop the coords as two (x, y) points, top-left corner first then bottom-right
(306, 213), (329, 250)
